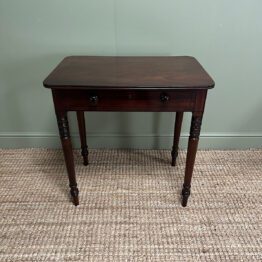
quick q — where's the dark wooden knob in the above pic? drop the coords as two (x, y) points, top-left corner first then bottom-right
(160, 93), (169, 103)
(89, 95), (98, 104)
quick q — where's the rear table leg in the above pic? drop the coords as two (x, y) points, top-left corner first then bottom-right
(77, 111), (89, 166)
(171, 112), (184, 166)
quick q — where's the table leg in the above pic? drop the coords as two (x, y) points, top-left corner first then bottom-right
(77, 111), (89, 166)
(171, 112), (184, 166)
(181, 113), (203, 207)
(56, 112), (79, 206)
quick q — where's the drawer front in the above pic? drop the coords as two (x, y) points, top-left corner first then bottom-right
(53, 89), (196, 112)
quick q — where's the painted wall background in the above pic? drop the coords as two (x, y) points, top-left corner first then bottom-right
(0, 0), (261, 149)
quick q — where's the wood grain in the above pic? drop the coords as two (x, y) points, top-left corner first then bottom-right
(44, 56), (214, 90)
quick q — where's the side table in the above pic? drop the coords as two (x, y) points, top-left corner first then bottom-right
(43, 56), (215, 207)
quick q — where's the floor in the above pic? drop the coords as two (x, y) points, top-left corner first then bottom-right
(0, 149), (261, 261)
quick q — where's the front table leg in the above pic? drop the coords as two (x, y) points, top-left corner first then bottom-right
(182, 113), (203, 207)
(56, 112), (79, 206)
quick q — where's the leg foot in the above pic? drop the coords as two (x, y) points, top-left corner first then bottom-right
(181, 184), (191, 207)
(81, 146), (89, 166)
(171, 148), (178, 166)
(70, 186), (79, 206)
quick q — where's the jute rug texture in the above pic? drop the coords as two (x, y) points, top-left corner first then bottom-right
(0, 149), (261, 261)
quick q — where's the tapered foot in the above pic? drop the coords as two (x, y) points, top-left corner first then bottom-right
(81, 146), (89, 166)
(181, 184), (191, 207)
(70, 186), (79, 206)
(171, 147), (178, 166)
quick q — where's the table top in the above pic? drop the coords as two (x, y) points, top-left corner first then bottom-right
(43, 56), (215, 90)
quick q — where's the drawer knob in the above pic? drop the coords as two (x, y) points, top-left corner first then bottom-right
(160, 93), (170, 103)
(89, 95), (98, 105)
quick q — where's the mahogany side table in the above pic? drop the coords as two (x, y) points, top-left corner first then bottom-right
(43, 56), (215, 207)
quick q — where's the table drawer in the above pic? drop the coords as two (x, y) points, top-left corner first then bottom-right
(53, 89), (197, 112)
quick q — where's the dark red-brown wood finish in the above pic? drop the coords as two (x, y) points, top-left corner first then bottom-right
(44, 56), (214, 89)
(44, 56), (214, 207)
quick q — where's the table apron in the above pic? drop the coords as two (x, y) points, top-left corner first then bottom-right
(52, 89), (205, 112)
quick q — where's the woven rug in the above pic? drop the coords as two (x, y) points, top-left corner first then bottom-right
(0, 149), (261, 261)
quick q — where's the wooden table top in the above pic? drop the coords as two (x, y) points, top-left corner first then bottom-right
(43, 56), (214, 90)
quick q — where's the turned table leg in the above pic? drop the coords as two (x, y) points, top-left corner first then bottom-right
(171, 112), (184, 166)
(56, 112), (79, 206)
(181, 113), (203, 207)
(77, 111), (89, 166)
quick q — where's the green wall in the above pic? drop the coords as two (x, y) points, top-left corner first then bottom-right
(0, 0), (261, 149)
